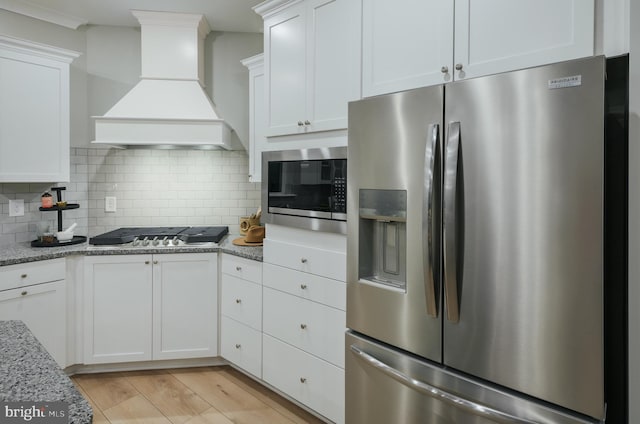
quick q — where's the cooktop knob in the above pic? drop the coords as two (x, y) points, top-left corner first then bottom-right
(162, 237), (170, 246)
(172, 236), (180, 246)
(141, 237), (150, 246)
(152, 237), (160, 246)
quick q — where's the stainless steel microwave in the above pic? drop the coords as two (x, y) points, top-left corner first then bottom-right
(261, 147), (347, 234)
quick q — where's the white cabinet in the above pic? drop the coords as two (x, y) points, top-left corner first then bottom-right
(261, 225), (346, 423)
(362, 0), (595, 96)
(0, 36), (79, 182)
(256, 0), (361, 137)
(220, 254), (263, 378)
(0, 259), (66, 367)
(83, 253), (217, 364)
(241, 54), (266, 183)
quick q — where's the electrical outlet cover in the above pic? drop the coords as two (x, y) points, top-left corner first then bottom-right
(105, 196), (117, 212)
(9, 199), (24, 217)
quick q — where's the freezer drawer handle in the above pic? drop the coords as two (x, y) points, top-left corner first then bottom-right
(423, 123), (440, 318)
(350, 345), (536, 424)
(443, 121), (461, 323)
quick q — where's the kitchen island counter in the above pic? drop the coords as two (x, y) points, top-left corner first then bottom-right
(0, 320), (92, 424)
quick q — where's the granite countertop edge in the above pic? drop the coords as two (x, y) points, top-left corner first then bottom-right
(0, 321), (92, 424)
(0, 235), (263, 267)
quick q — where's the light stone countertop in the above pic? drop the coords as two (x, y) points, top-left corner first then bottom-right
(0, 321), (92, 424)
(0, 235), (263, 267)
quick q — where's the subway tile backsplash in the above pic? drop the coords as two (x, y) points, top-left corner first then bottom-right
(0, 148), (261, 246)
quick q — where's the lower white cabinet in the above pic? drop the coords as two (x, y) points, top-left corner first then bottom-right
(0, 259), (66, 367)
(220, 254), (263, 378)
(83, 253), (217, 364)
(263, 334), (344, 424)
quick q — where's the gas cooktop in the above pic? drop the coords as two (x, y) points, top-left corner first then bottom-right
(89, 226), (228, 247)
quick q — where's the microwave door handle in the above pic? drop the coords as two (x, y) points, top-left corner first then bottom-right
(444, 121), (460, 323)
(423, 123), (439, 318)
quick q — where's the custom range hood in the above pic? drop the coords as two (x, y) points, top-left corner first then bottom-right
(93, 10), (232, 149)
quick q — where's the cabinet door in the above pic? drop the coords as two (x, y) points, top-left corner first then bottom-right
(249, 64), (265, 183)
(84, 256), (153, 364)
(362, 0), (454, 96)
(305, 0), (361, 132)
(0, 38), (77, 182)
(454, 0), (594, 80)
(0, 281), (66, 367)
(265, 4), (307, 136)
(152, 253), (217, 360)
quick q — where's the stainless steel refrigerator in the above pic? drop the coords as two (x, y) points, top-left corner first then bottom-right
(346, 55), (628, 423)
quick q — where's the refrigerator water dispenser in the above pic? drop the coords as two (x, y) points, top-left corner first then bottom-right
(358, 189), (407, 290)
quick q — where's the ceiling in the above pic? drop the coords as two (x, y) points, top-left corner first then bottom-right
(0, 0), (264, 32)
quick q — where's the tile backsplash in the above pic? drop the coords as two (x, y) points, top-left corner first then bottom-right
(0, 148), (260, 246)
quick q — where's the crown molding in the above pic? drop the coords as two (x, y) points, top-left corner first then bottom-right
(0, 0), (88, 29)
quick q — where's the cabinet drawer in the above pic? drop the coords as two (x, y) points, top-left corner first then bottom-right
(263, 287), (345, 368)
(263, 263), (345, 310)
(221, 274), (262, 330)
(221, 316), (262, 378)
(0, 258), (65, 292)
(221, 254), (262, 284)
(263, 334), (344, 424)
(263, 239), (346, 281)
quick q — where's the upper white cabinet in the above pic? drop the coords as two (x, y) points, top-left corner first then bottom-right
(362, 0), (595, 96)
(0, 36), (79, 182)
(241, 54), (266, 183)
(256, 0), (361, 137)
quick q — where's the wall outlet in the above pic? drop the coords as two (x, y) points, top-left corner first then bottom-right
(9, 199), (24, 217)
(105, 196), (117, 213)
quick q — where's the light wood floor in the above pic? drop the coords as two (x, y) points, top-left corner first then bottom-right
(71, 366), (326, 424)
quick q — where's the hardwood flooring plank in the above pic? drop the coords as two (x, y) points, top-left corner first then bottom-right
(219, 368), (325, 424)
(71, 378), (110, 424)
(73, 372), (138, 411)
(169, 367), (296, 423)
(125, 370), (211, 424)
(182, 407), (234, 424)
(103, 394), (172, 424)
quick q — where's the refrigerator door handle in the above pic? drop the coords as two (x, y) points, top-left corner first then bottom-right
(444, 121), (461, 323)
(350, 345), (537, 424)
(423, 123), (439, 317)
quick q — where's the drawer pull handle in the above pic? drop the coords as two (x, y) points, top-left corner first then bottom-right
(300, 284), (307, 290)
(300, 377), (307, 383)
(21, 291), (27, 296)
(236, 299), (242, 304)
(235, 344), (241, 349)
(153, 260), (158, 265)
(20, 274), (27, 279)
(236, 266), (242, 271)
(300, 258), (307, 263)
(300, 324), (307, 329)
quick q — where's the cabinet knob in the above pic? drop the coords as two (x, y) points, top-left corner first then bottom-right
(236, 266), (242, 271)
(300, 258), (307, 263)
(455, 63), (464, 71)
(298, 121), (304, 126)
(236, 299), (242, 304)
(20, 274), (27, 279)
(300, 377), (307, 383)
(440, 66), (449, 74)
(21, 290), (27, 296)
(304, 120), (311, 126)
(235, 344), (241, 349)
(153, 260), (158, 265)
(300, 323), (307, 329)
(145, 261), (150, 265)
(300, 284), (307, 290)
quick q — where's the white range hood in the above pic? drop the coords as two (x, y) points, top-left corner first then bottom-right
(92, 10), (232, 149)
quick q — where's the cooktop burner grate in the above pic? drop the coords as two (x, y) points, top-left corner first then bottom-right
(89, 226), (228, 245)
